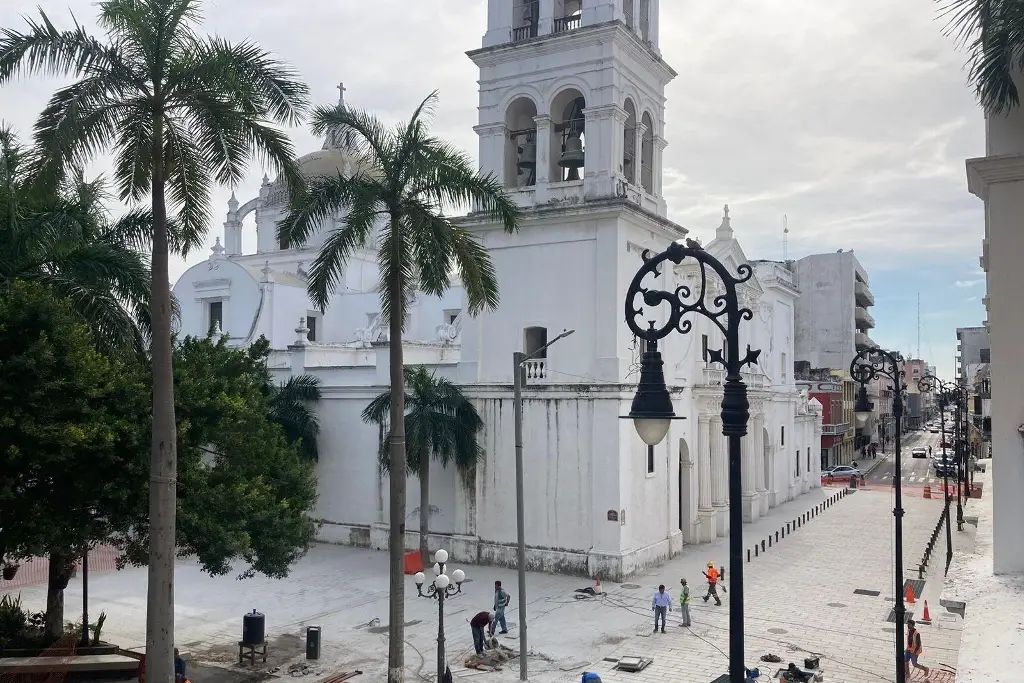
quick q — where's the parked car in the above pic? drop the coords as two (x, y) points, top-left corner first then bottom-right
(934, 459), (956, 478)
(822, 465), (863, 482)
(929, 426), (940, 433)
(911, 447), (927, 459)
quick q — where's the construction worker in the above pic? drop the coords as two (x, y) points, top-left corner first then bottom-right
(470, 611), (493, 655)
(678, 578), (691, 627)
(904, 619), (930, 679)
(702, 561), (722, 606)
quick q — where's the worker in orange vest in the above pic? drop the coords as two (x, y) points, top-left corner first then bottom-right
(701, 561), (722, 606)
(904, 619), (930, 680)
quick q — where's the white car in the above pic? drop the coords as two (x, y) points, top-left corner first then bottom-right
(822, 465), (862, 482)
(911, 447), (927, 459)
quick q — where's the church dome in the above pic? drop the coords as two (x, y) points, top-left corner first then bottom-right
(296, 148), (361, 178)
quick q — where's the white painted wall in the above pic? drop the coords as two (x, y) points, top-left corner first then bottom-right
(968, 137), (1024, 574)
(792, 251), (872, 371)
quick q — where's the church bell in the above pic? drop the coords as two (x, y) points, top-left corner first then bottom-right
(559, 132), (585, 180)
(516, 138), (536, 170)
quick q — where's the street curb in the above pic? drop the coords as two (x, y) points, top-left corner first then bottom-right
(862, 455), (888, 477)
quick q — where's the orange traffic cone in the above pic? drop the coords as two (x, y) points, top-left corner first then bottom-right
(921, 600), (931, 622)
(905, 583), (916, 604)
(594, 574), (603, 594)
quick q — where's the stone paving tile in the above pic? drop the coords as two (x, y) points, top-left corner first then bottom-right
(558, 489), (965, 683)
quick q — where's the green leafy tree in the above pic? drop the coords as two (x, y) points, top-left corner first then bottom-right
(280, 91), (519, 681)
(0, 2), (309, 675)
(113, 334), (320, 579)
(362, 366), (484, 567)
(0, 126), (158, 355)
(0, 281), (149, 639)
(270, 374), (322, 461)
(942, 0), (1024, 113)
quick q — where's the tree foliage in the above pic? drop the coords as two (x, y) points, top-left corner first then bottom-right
(0, 126), (160, 356)
(0, 280), (148, 565)
(941, 0), (1024, 113)
(362, 366), (484, 566)
(113, 335), (320, 579)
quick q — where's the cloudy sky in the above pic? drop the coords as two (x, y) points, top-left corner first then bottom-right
(0, 0), (986, 377)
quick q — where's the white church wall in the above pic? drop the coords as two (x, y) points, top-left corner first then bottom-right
(172, 259), (261, 340)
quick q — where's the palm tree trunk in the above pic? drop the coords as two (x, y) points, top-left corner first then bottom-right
(419, 455), (430, 568)
(387, 228), (408, 683)
(146, 115), (178, 683)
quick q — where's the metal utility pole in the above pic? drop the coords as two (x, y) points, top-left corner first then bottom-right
(513, 329), (574, 681)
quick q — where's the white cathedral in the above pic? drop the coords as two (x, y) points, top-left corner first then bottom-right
(173, 0), (822, 580)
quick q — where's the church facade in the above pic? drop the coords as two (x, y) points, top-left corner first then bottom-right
(172, 0), (822, 580)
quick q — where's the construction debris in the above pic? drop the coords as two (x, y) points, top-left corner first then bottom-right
(463, 643), (519, 671)
(614, 656), (653, 673)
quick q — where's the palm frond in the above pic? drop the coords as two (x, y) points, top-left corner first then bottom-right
(940, 0), (1024, 113)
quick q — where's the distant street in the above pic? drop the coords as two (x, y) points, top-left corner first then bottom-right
(863, 426), (963, 498)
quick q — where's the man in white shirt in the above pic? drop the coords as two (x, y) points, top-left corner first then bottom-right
(651, 584), (672, 633)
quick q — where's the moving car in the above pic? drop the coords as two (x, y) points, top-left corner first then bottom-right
(822, 465), (863, 482)
(911, 447), (928, 459)
(929, 426), (940, 433)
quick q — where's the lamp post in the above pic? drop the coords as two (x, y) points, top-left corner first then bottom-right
(414, 549), (466, 683)
(917, 375), (953, 575)
(953, 383), (966, 529)
(623, 241), (760, 683)
(512, 328), (574, 682)
(851, 348), (906, 683)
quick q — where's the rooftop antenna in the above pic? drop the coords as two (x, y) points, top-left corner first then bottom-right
(782, 214), (789, 261)
(917, 292), (921, 360)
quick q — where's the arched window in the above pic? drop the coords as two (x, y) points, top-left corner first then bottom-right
(505, 97), (539, 188)
(623, 99), (638, 185)
(550, 88), (586, 183)
(640, 111), (654, 193)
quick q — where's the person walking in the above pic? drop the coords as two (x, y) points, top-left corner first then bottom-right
(702, 562), (722, 606)
(905, 619), (931, 680)
(492, 580), (510, 635)
(678, 578), (691, 627)
(470, 611), (493, 655)
(651, 584), (671, 633)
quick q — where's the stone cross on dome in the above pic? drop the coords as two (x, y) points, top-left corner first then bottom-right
(337, 82), (346, 106)
(323, 81), (355, 151)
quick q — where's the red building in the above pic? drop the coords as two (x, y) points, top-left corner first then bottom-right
(796, 365), (851, 469)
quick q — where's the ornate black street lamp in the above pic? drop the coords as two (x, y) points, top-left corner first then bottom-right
(413, 549), (466, 683)
(624, 240), (760, 683)
(917, 374), (954, 574)
(851, 348), (907, 683)
(952, 382), (968, 529)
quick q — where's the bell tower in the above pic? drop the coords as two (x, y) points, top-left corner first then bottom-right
(469, 0), (674, 216)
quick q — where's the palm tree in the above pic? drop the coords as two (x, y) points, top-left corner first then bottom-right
(941, 0), (1024, 113)
(269, 374), (323, 461)
(0, 3), (309, 680)
(0, 125), (154, 355)
(362, 366), (485, 567)
(280, 91), (519, 682)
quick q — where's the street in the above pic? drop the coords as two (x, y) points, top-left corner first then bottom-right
(864, 428), (964, 498)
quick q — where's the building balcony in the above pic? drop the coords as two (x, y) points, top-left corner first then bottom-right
(855, 306), (875, 329)
(699, 366), (768, 389)
(822, 423), (851, 436)
(854, 281), (874, 307)
(855, 331), (876, 350)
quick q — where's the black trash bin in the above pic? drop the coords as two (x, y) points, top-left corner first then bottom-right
(306, 626), (321, 660)
(242, 610), (265, 646)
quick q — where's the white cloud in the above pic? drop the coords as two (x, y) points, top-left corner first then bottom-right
(954, 279), (984, 288)
(0, 0), (987, 286)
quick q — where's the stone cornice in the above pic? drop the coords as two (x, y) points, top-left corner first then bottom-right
(966, 152), (1024, 199)
(467, 21), (677, 83)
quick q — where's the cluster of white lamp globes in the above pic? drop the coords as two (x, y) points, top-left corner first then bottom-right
(413, 549), (465, 595)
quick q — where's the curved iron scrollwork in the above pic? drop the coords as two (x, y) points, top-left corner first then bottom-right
(624, 241), (761, 375)
(850, 348), (906, 394)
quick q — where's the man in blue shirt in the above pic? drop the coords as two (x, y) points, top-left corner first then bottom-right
(651, 584), (672, 633)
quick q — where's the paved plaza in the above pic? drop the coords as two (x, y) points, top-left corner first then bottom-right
(2, 454), (972, 683)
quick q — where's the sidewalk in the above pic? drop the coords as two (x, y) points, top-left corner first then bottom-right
(2, 481), (960, 682)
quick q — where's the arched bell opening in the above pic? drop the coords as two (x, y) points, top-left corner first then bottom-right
(554, 0), (582, 33)
(512, 0), (540, 42)
(640, 111), (655, 194)
(623, 98), (638, 185)
(505, 97), (539, 188)
(550, 88), (586, 183)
